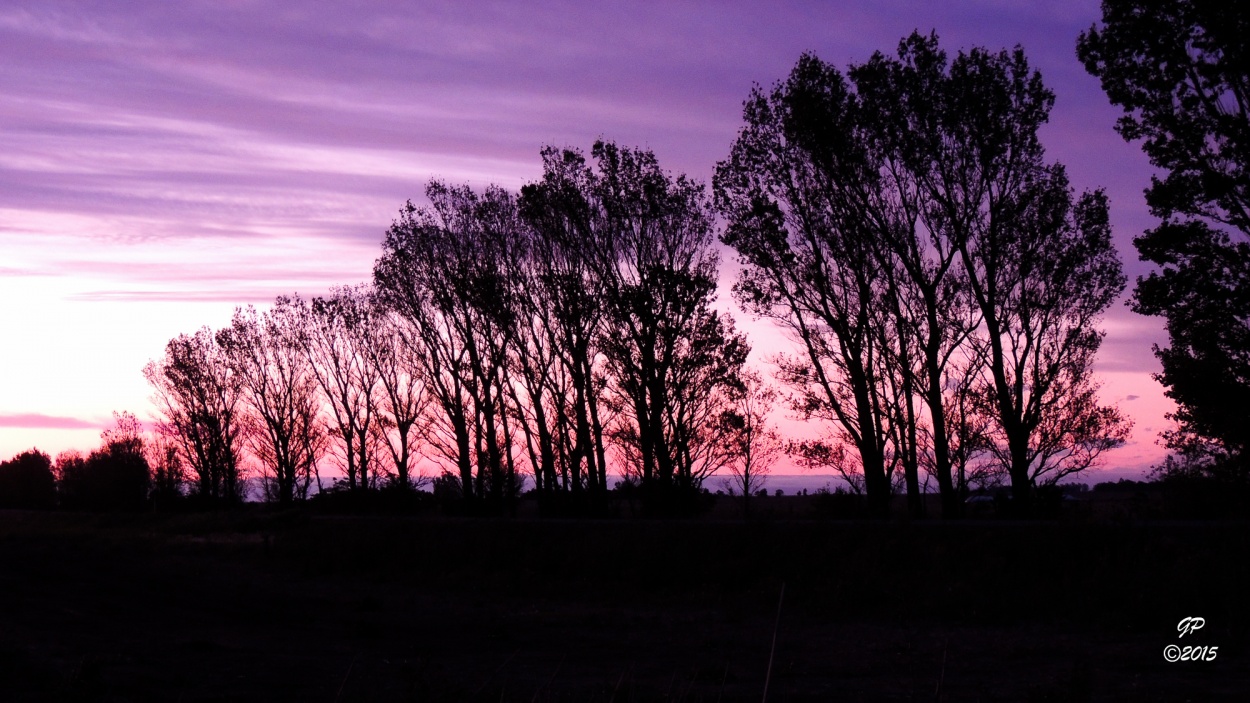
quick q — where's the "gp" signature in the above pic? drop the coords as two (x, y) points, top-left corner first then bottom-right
(1165, 617), (1218, 662)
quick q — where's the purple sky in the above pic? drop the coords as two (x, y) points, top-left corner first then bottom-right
(0, 1), (1171, 479)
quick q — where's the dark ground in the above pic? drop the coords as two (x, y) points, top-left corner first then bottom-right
(0, 503), (1247, 702)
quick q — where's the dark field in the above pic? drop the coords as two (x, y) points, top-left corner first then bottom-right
(1, 506), (1247, 702)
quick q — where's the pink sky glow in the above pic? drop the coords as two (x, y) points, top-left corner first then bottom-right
(0, 1), (1173, 481)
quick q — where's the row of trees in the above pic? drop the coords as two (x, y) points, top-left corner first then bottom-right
(0, 413), (166, 511)
(143, 144), (770, 515)
(133, 32), (1131, 518)
(375, 155), (752, 514)
(144, 292), (436, 506)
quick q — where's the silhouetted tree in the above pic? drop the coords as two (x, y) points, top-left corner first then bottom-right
(890, 35), (1128, 508)
(940, 356), (997, 496)
(721, 371), (783, 519)
(535, 142), (748, 513)
(718, 34), (1128, 515)
(715, 52), (913, 518)
(53, 450), (85, 500)
(146, 431), (186, 507)
(1079, 2), (1250, 482)
(851, 39), (992, 516)
(505, 230), (585, 510)
(375, 183), (525, 511)
(144, 329), (245, 504)
(297, 287), (383, 491)
(59, 412), (151, 511)
(102, 410), (145, 454)
(0, 448), (55, 509)
(218, 302), (324, 503)
(360, 296), (433, 490)
(517, 147), (620, 514)
(504, 244), (581, 509)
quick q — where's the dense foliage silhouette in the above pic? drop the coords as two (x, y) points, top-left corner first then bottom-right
(0, 448), (55, 509)
(716, 33), (1128, 518)
(1080, 1), (1250, 483)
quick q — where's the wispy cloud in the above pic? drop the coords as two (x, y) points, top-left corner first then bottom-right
(0, 413), (101, 430)
(69, 288), (336, 304)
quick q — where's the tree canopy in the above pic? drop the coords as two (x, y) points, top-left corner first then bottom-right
(718, 33), (1127, 516)
(1079, 1), (1250, 480)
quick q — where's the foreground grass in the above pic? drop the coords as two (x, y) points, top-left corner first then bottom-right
(0, 509), (1246, 701)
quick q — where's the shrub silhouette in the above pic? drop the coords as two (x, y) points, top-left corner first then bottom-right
(811, 485), (865, 519)
(59, 443), (150, 512)
(0, 449), (56, 509)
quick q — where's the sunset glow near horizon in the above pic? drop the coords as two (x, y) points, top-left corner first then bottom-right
(0, 1), (1173, 481)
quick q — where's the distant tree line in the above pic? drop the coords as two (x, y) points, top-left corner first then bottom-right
(23, 17), (1238, 517)
(0, 413), (162, 512)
